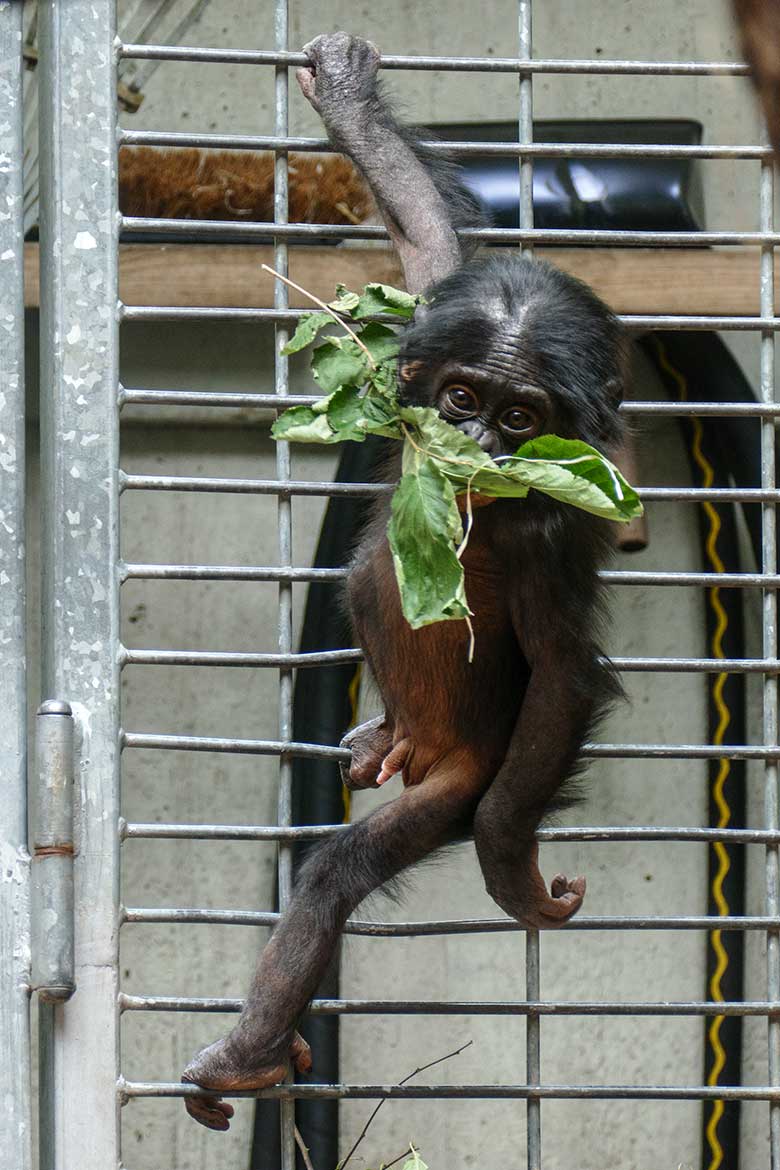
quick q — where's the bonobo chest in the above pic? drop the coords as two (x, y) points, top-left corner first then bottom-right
(347, 501), (527, 750)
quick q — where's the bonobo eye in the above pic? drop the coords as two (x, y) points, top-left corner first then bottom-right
(441, 383), (478, 417)
(500, 405), (538, 435)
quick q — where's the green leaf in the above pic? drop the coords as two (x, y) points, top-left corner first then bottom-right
(270, 392), (341, 443)
(358, 322), (402, 364)
(311, 336), (370, 393)
(387, 452), (470, 628)
(353, 282), (420, 319)
(327, 385), (370, 441)
(281, 311), (334, 354)
(503, 435), (643, 521)
(329, 285), (361, 315)
(401, 1149), (429, 1170)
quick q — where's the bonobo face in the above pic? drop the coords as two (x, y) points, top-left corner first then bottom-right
(401, 360), (558, 458)
(434, 368), (553, 457)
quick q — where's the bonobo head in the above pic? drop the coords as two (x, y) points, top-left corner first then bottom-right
(398, 255), (627, 458)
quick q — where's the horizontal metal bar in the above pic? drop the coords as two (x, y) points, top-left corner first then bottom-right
(600, 570), (780, 588)
(119, 732), (780, 760)
(117, 45), (751, 76)
(120, 732), (350, 760)
(120, 822), (780, 844)
(118, 473), (780, 503)
(119, 301), (780, 333)
(120, 1080), (780, 1102)
(118, 994), (780, 1017)
(121, 821), (345, 841)
(122, 907), (780, 933)
(119, 130), (770, 160)
(120, 648), (362, 669)
(117, 650), (780, 673)
(120, 562), (346, 583)
(124, 735), (780, 761)
(119, 388), (780, 418)
(119, 473), (393, 497)
(117, 564), (780, 588)
(119, 388), (318, 410)
(589, 744), (780, 759)
(119, 216), (780, 248)
(620, 401), (780, 417)
(610, 657), (780, 673)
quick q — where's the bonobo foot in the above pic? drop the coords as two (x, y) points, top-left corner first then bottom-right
(478, 839), (586, 930)
(182, 1031), (311, 1131)
(340, 715), (395, 789)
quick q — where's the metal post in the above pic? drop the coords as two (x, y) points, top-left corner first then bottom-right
(517, 4), (541, 1168)
(0, 4), (31, 1169)
(760, 143), (780, 1169)
(38, 1), (121, 1167)
(274, 1), (297, 1165)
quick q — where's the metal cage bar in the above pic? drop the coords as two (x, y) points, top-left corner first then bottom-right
(0, 5), (31, 1169)
(37, 1), (121, 1166)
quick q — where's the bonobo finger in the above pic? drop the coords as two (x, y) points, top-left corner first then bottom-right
(291, 1032), (312, 1074)
(184, 1091), (235, 1132)
(295, 67), (317, 103)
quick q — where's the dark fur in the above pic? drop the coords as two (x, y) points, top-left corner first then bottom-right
(182, 34), (627, 1131)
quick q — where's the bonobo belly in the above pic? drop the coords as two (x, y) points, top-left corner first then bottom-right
(348, 533), (526, 784)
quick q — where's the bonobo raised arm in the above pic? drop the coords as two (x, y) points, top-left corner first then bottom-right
(182, 33), (625, 1131)
(297, 32), (480, 291)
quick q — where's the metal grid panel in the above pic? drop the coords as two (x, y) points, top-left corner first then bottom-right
(33, 1), (780, 1167)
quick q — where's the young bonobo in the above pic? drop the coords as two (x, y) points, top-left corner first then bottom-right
(183, 33), (626, 1129)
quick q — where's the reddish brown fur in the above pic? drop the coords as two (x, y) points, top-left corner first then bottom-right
(118, 146), (375, 224)
(733, 0), (780, 157)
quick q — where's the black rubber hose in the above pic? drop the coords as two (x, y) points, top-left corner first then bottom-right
(643, 334), (750, 1170)
(250, 437), (384, 1170)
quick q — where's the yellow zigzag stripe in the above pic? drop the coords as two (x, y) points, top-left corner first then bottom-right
(653, 341), (733, 1170)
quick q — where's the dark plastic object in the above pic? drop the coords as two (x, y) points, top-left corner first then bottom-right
(430, 118), (704, 232)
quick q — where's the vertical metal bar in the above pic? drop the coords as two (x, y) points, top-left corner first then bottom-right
(38, 1), (120, 1167)
(760, 143), (780, 1168)
(518, 4), (540, 1168)
(518, 0), (534, 258)
(0, 4), (31, 1169)
(274, 1), (296, 1165)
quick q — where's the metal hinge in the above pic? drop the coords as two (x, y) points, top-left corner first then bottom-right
(30, 700), (75, 1003)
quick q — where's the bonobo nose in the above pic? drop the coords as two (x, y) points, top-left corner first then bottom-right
(458, 419), (500, 455)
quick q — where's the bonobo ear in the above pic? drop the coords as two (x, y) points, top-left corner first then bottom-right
(399, 360), (424, 383)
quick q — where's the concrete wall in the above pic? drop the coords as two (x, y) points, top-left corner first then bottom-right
(48, 1), (773, 1167)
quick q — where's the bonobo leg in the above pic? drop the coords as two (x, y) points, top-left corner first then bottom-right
(472, 637), (606, 929)
(182, 750), (486, 1130)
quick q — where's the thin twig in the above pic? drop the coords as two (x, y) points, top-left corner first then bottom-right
(295, 1124), (316, 1170)
(261, 263), (376, 368)
(382, 1147), (417, 1170)
(338, 1040), (473, 1170)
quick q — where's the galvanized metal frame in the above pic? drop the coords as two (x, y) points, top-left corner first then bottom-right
(22, 0), (780, 1167)
(37, 1), (120, 1166)
(0, 4), (31, 1169)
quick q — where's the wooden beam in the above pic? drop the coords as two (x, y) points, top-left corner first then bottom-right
(22, 241), (776, 316)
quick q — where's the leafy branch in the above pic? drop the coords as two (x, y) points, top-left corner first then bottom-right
(270, 281), (643, 636)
